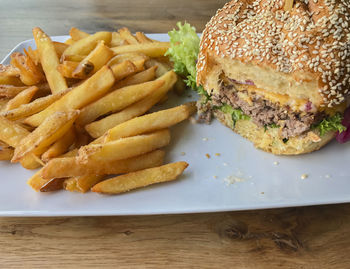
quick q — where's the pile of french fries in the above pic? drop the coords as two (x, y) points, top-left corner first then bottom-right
(0, 27), (193, 194)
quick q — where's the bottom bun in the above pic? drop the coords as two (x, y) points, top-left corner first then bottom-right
(214, 110), (335, 155)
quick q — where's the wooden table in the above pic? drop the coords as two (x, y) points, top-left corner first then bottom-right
(1, 0), (350, 268)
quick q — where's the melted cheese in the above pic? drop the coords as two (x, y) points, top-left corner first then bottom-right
(234, 84), (309, 112)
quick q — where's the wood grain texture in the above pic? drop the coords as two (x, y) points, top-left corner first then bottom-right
(1, 205), (350, 268)
(1, 0), (350, 268)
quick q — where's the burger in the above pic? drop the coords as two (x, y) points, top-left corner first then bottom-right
(167, 0), (350, 155)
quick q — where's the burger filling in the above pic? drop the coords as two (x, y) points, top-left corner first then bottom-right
(198, 79), (327, 139)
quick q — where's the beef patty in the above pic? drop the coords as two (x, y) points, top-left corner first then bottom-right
(200, 83), (324, 139)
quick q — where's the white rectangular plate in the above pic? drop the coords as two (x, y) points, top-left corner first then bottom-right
(1, 34), (350, 217)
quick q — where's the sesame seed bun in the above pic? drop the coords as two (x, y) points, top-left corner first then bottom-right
(197, 0), (350, 109)
(214, 109), (335, 155)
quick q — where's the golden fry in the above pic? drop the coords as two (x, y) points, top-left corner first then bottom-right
(110, 32), (127, 47)
(57, 61), (81, 78)
(77, 79), (163, 126)
(0, 116), (30, 147)
(62, 31), (112, 57)
(145, 58), (171, 78)
(33, 27), (68, 93)
(0, 75), (23, 86)
(118, 27), (139, 44)
(109, 60), (137, 81)
(92, 162), (188, 194)
(42, 150), (165, 178)
(0, 147), (14, 161)
(64, 38), (75, 45)
(135, 32), (153, 44)
(24, 47), (40, 65)
(69, 27), (89, 41)
(0, 99), (8, 111)
(25, 66), (115, 127)
(114, 65), (157, 89)
(105, 103), (196, 141)
(27, 170), (47, 191)
(41, 127), (76, 162)
(0, 88), (70, 121)
(0, 64), (20, 76)
(10, 52), (45, 85)
(64, 175), (104, 193)
(0, 116), (41, 169)
(85, 70), (176, 138)
(73, 41), (114, 77)
(78, 129), (170, 163)
(61, 54), (85, 62)
(111, 42), (170, 57)
(12, 110), (79, 162)
(52, 42), (69, 58)
(0, 85), (29, 98)
(108, 53), (149, 71)
(40, 177), (66, 192)
(4, 86), (38, 111)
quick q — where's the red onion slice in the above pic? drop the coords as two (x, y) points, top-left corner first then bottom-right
(336, 106), (350, 143)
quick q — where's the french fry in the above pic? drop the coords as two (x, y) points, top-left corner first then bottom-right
(0, 85), (29, 98)
(1, 88), (70, 121)
(64, 38), (75, 45)
(0, 99), (9, 111)
(72, 41), (114, 77)
(108, 53), (149, 71)
(85, 70), (176, 138)
(118, 27), (139, 44)
(69, 27), (89, 41)
(10, 52), (45, 85)
(104, 103), (196, 141)
(78, 129), (170, 163)
(33, 27), (68, 93)
(74, 125), (91, 148)
(145, 58), (171, 77)
(0, 116), (30, 147)
(0, 64), (20, 76)
(41, 127), (76, 162)
(109, 60), (137, 81)
(42, 150), (165, 178)
(0, 75), (23, 86)
(27, 170), (47, 191)
(62, 31), (112, 57)
(111, 42), (170, 57)
(76, 79), (164, 126)
(24, 47), (40, 65)
(0, 147), (14, 161)
(114, 66), (157, 89)
(4, 86), (38, 111)
(0, 116), (41, 169)
(110, 32), (127, 47)
(57, 61), (81, 78)
(24, 66), (115, 127)
(40, 177), (66, 192)
(92, 162), (188, 194)
(61, 54), (85, 62)
(61, 148), (79, 158)
(135, 32), (153, 44)
(12, 110), (79, 162)
(174, 78), (186, 95)
(52, 42), (69, 58)
(64, 175), (104, 193)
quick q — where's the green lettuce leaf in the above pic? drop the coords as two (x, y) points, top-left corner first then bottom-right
(316, 113), (346, 136)
(165, 22), (209, 98)
(219, 104), (250, 127)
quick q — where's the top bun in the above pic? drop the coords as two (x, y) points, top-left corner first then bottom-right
(197, 0), (350, 110)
